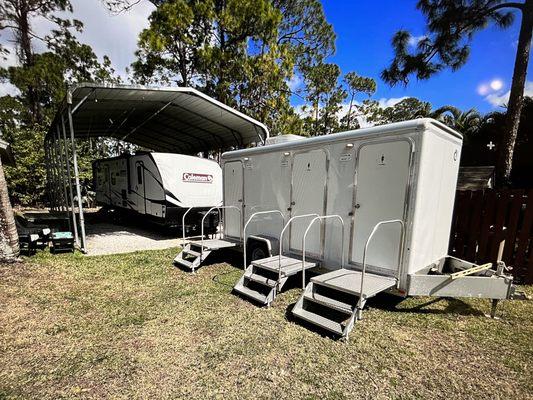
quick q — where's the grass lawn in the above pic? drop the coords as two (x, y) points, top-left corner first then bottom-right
(0, 248), (532, 399)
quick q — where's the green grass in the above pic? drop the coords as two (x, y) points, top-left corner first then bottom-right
(0, 248), (532, 399)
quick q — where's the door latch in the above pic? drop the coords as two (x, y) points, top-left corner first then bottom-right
(354, 203), (361, 209)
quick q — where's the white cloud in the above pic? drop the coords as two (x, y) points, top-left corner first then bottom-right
(0, 0), (154, 79)
(377, 96), (408, 108)
(0, 82), (19, 97)
(408, 35), (427, 47)
(68, 0), (155, 77)
(485, 81), (533, 107)
(287, 74), (303, 92)
(477, 83), (490, 96)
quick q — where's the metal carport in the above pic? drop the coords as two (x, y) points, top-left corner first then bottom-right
(45, 83), (269, 253)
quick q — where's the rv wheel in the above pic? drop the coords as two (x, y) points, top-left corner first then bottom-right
(248, 241), (268, 262)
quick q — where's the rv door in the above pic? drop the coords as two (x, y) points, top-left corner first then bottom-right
(350, 140), (412, 274)
(223, 161), (243, 238)
(134, 161), (146, 214)
(103, 164), (111, 205)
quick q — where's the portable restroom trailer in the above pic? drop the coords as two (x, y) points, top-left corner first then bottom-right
(219, 118), (519, 337)
(93, 152), (222, 230)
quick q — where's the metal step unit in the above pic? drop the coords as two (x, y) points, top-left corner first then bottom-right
(233, 212), (321, 307)
(174, 238), (238, 273)
(292, 268), (397, 338)
(174, 205), (243, 273)
(233, 255), (317, 306)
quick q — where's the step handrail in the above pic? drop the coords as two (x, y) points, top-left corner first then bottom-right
(182, 204), (222, 247)
(201, 205), (243, 255)
(181, 207), (194, 248)
(302, 215), (345, 289)
(357, 219), (405, 311)
(243, 210), (285, 270)
(278, 213), (320, 281)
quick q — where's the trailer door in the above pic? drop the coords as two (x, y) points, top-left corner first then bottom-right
(103, 164), (111, 205)
(290, 150), (328, 257)
(350, 140), (411, 273)
(223, 161), (243, 239)
(134, 161), (146, 214)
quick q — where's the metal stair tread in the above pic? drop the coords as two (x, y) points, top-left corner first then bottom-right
(311, 268), (397, 297)
(244, 271), (277, 288)
(304, 291), (354, 314)
(183, 249), (200, 257)
(292, 307), (344, 335)
(252, 255), (316, 276)
(234, 282), (269, 304)
(188, 238), (238, 250)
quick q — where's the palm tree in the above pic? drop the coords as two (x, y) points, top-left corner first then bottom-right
(431, 106), (483, 138)
(0, 141), (19, 262)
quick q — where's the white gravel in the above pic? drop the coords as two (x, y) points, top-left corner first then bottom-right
(85, 222), (182, 256)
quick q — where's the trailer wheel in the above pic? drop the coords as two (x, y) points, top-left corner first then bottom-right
(247, 240), (268, 262)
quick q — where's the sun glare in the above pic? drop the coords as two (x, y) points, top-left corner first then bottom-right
(490, 79), (503, 91)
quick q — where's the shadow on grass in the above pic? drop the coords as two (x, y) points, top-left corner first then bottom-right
(367, 293), (486, 317)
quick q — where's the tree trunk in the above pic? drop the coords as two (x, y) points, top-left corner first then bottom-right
(0, 157), (19, 262)
(496, 0), (533, 186)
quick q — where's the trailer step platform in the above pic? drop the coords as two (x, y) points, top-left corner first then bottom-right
(292, 269), (397, 338)
(233, 255), (317, 307)
(174, 238), (240, 273)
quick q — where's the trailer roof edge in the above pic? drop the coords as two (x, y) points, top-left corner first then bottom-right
(221, 118), (462, 159)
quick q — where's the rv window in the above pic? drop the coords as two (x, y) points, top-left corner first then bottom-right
(137, 165), (142, 184)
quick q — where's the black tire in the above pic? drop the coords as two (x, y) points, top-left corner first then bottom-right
(247, 240), (269, 262)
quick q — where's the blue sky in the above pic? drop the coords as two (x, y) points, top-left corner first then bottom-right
(316, 0), (532, 113)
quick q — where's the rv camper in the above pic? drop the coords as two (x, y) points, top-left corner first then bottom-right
(175, 118), (521, 338)
(93, 152), (222, 231)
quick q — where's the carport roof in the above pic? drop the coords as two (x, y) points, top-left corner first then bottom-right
(48, 83), (269, 154)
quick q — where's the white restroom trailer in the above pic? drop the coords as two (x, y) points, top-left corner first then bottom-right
(93, 152), (222, 231)
(216, 118), (519, 338)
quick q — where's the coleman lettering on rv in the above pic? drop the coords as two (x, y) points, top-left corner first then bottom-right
(182, 173), (213, 183)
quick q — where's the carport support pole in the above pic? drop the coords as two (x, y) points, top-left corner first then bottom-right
(44, 139), (54, 210)
(47, 139), (58, 211)
(67, 104), (87, 253)
(51, 134), (64, 212)
(61, 115), (79, 244)
(56, 125), (71, 231)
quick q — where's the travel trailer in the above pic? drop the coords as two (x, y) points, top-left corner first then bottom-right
(93, 152), (222, 231)
(174, 119), (520, 338)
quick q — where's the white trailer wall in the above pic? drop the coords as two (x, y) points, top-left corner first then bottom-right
(222, 119), (462, 287)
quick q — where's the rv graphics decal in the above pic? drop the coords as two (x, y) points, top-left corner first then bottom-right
(182, 172), (214, 184)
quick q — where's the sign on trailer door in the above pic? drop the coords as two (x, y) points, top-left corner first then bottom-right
(351, 140), (411, 273)
(224, 161), (243, 239)
(290, 150), (328, 257)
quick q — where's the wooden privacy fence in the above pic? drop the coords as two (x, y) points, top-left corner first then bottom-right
(449, 189), (533, 284)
